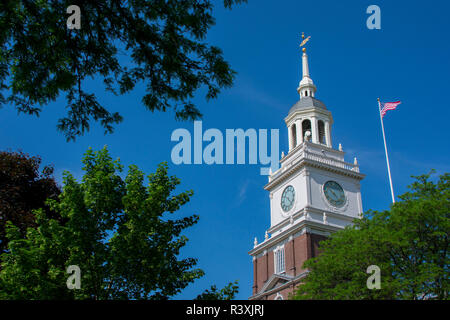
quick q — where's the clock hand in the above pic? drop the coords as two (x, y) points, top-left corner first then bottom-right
(330, 189), (338, 199)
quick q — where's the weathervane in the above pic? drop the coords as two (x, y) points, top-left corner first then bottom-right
(299, 32), (311, 53)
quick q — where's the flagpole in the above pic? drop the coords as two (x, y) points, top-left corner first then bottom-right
(378, 98), (395, 203)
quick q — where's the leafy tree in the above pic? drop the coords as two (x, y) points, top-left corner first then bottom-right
(0, 0), (246, 140)
(292, 171), (449, 300)
(195, 280), (239, 300)
(0, 150), (61, 256)
(0, 147), (208, 299)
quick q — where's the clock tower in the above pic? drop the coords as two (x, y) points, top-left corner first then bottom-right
(248, 36), (365, 300)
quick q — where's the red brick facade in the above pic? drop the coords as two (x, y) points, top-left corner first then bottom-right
(251, 232), (327, 300)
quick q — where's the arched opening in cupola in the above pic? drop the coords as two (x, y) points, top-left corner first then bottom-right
(302, 119), (311, 141)
(318, 120), (325, 144)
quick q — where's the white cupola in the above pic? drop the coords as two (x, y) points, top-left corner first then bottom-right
(285, 33), (333, 151)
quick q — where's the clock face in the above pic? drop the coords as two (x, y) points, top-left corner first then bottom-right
(323, 181), (346, 207)
(281, 185), (295, 212)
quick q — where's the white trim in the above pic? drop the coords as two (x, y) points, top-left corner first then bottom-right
(266, 148), (364, 191)
(249, 218), (339, 256)
(257, 273), (292, 295)
(273, 245), (285, 274)
(249, 271), (310, 300)
(275, 293), (284, 300)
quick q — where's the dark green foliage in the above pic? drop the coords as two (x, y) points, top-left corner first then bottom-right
(0, 0), (246, 140)
(292, 171), (449, 300)
(0, 150), (61, 256)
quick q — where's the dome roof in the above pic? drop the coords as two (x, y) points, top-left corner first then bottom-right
(288, 96), (327, 115)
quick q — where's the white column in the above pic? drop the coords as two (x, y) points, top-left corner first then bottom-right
(325, 121), (332, 148)
(311, 117), (318, 144)
(294, 125), (298, 149)
(288, 124), (293, 151)
(295, 119), (302, 145)
(269, 193), (274, 227)
(356, 184), (363, 216)
(302, 170), (311, 206)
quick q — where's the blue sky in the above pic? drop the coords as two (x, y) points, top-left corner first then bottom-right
(1, 0), (449, 299)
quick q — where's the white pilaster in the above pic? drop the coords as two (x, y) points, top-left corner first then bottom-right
(295, 119), (302, 145)
(302, 169), (311, 206)
(311, 117), (318, 144)
(288, 124), (293, 151)
(356, 184), (363, 215)
(325, 121), (332, 148)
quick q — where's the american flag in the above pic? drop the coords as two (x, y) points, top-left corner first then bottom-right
(380, 101), (401, 118)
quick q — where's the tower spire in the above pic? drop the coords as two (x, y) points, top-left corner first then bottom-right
(298, 32), (316, 99)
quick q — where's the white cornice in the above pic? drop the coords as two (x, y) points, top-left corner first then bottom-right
(280, 141), (344, 165)
(284, 107), (333, 125)
(265, 157), (364, 192)
(248, 218), (343, 257)
(267, 206), (355, 235)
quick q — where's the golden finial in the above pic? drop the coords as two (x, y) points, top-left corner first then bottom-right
(299, 32), (311, 52)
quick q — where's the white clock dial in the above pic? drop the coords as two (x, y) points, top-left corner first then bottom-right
(281, 185), (295, 212)
(323, 181), (346, 207)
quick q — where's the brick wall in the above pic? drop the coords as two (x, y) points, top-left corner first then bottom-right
(252, 232), (328, 299)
